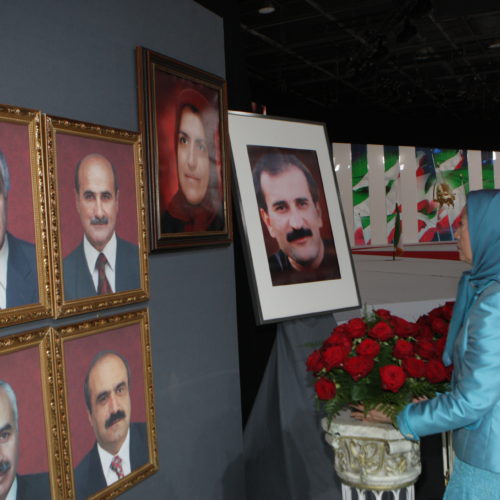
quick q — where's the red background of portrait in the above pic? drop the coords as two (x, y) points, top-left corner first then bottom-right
(247, 146), (334, 256)
(0, 121), (36, 243)
(63, 324), (147, 467)
(0, 343), (49, 474)
(55, 133), (138, 257)
(154, 69), (222, 212)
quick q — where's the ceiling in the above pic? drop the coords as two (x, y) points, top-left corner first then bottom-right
(236, 0), (500, 120)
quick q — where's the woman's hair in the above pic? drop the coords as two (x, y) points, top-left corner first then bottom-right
(174, 88), (220, 210)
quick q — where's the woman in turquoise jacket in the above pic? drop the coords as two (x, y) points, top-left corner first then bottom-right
(397, 189), (500, 498)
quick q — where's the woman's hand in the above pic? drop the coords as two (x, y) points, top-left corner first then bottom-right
(349, 404), (393, 424)
(349, 398), (428, 425)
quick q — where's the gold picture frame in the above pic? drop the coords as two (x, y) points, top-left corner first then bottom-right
(0, 328), (63, 499)
(53, 309), (158, 499)
(0, 103), (52, 325)
(44, 115), (149, 318)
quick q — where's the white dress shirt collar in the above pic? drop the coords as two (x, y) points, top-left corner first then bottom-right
(83, 233), (117, 293)
(97, 427), (131, 486)
(6, 475), (17, 500)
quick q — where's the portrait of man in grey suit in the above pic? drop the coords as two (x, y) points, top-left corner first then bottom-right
(0, 380), (50, 500)
(0, 151), (38, 308)
(73, 351), (148, 500)
(63, 153), (140, 301)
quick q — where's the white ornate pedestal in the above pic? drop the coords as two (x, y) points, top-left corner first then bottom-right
(322, 411), (421, 500)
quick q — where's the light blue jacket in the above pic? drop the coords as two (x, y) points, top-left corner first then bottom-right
(397, 281), (500, 473)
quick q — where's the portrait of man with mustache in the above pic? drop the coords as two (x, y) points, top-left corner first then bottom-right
(252, 151), (341, 286)
(62, 153), (140, 300)
(0, 380), (50, 500)
(74, 351), (148, 500)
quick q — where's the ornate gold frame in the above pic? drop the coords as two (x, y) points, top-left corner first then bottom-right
(53, 309), (158, 499)
(44, 115), (149, 318)
(0, 104), (52, 325)
(0, 328), (63, 499)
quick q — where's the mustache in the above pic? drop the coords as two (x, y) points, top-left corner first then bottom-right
(105, 410), (126, 429)
(286, 227), (313, 242)
(0, 461), (11, 473)
(90, 216), (109, 225)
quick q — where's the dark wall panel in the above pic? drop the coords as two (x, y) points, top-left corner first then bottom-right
(0, 1), (244, 499)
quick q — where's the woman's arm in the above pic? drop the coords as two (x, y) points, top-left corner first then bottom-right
(397, 285), (500, 440)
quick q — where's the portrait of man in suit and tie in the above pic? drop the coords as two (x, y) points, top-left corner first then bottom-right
(73, 350), (148, 500)
(0, 380), (50, 500)
(0, 151), (38, 308)
(63, 153), (140, 301)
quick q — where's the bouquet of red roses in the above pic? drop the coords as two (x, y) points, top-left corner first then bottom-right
(306, 302), (454, 422)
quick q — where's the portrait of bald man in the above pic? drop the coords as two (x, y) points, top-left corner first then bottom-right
(0, 380), (50, 500)
(0, 152), (38, 308)
(73, 351), (148, 500)
(63, 153), (140, 301)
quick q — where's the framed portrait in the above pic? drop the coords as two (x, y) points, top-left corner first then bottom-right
(136, 46), (232, 250)
(53, 309), (158, 499)
(44, 115), (149, 318)
(0, 104), (52, 326)
(228, 112), (360, 324)
(0, 328), (63, 499)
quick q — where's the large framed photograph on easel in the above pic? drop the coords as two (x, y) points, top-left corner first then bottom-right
(228, 112), (360, 324)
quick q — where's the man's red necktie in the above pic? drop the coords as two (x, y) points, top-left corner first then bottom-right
(96, 253), (112, 295)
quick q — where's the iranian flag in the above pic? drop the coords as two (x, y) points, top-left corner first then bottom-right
(352, 144), (370, 245)
(416, 148), (468, 242)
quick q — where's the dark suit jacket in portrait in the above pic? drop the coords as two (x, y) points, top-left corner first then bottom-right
(6, 232), (39, 308)
(17, 472), (51, 500)
(63, 236), (140, 301)
(74, 422), (148, 500)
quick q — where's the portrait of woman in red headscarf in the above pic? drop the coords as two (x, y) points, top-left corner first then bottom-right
(155, 77), (224, 235)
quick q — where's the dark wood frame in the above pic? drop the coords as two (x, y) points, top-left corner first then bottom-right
(136, 46), (232, 251)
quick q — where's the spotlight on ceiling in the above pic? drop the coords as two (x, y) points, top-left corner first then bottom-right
(258, 3), (275, 14)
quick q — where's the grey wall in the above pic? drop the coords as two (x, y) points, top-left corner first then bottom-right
(0, 1), (244, 499)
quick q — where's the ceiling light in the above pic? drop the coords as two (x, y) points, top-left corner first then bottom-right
(488, 41), (500, 49)
(258, 4), (275, 14)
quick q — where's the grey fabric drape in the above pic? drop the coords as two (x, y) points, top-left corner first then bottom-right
(244, 314), (342, 500)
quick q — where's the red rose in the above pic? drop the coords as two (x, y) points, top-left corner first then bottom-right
(324, 331), (352, 352)
(402, 357), (426, 378)
(435, 336), (446, 356)
(392, 317), (418, 338)
(368, 321), (394, 341)
(415, 339), (438, 359)
(332, 323), (349, 335)
(315, 377), (336, 400)
(416, 323), (434, 340)
(442, 302), (454, 321)
(393, 339), (414, 359)
(425, 359), (448, 383)
(375, 308), (392, 320)
(356, 338), (380, 358)
(306, 350), (324, 372)
(379, 365), (407, 393)
(431, 317), (449, 336)
(322, 345), (348, 369)
(343, 356), (374, 381)
(345, 318), (367, 339)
